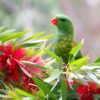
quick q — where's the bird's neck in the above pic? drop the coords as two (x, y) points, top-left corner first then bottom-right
(57, 29), (74, 41)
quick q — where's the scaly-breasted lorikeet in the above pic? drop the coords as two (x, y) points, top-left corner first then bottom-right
(51, 14), (82, 64)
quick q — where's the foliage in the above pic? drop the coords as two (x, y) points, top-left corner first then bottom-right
(0, 26), (100, 100)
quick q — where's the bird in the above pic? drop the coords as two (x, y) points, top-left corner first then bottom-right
(51, 14), (82, 64)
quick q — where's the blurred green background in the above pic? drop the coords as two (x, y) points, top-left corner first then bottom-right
(0, 0), (100, 62)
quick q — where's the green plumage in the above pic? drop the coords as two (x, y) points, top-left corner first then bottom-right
(51, 14), (82, 64)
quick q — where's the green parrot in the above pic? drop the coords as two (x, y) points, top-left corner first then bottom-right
(51, 14), (82, 64)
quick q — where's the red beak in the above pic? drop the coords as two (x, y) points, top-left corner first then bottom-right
(51, 17), (58, 25)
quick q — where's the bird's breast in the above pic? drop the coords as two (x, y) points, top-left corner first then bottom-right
(53, 36), (73, 58)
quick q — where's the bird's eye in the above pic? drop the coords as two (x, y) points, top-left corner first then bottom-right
(60, 18), (66, 22)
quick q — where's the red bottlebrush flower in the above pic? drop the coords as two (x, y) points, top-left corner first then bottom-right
(80, 93), (94, 100)
(76, 81), (100, 100)
(0, 42), (44, 92)
(0, 43), (24, 83)
(66, 79), (100, 100)
(22, 73), (39, 94)
(95, 87), (100, 94)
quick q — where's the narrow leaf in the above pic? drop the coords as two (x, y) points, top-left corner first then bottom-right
(23, 31), (45, 42)
(0, 25), (9, 33)
(94, 94), (100, 98)
(44, 73), (60, 83)
(32, 76), (57, 99)
(69, 56), (89, 68)
(87, 62), (100, 66)
(69, 40), (84, 63)
(15, 88), (35, 98)
(70, 56), (89, 72)
(86, 71), (98, 83)
(1, 29), (15, 35)
(7, 90), (22, 100)
(39, 34), (54, 40)
(61, 77), (67, 100)
(21, 60), (59, 73)
(0, 30), (31, 42)
(45, 49), (60, 61)
(21, 40), (47, 47)
(94, 57), (100, 63)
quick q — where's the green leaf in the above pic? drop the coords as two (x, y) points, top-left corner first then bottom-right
(0, 94), (11, 99)
(37, 88), (46, 99)
(69, 56), (89, 72)
(21, 49), (35, 60)
(58, 58), (63, 71)
(69, 56), (89, 67)
(45, 49), (60, 61)
(0, 80), (6, 89)
(44, 73), (60, 83)
(82, 66), (100, 70)
(11, 40), (16, 52)
(7, 90), (22, 100)
(21, 40), (47, 47)
(61, 77), (67, 100)
(69, 40), (84, 63)
(0, 25), (10, 33)
(86, 71), (98, 83)
(87, 62), (100, 66)
(46, 59), (56, 66)
(22, 97), (34, 100)
(0, 30), (31, 43)
(32, 76), (57, 100)
(94, 57), (100, 63)
(38, 34), (54, 40)
(38, 43), (52, 56)
(23, 31), (45, 42)
(1, 29), (15, 35)
(94, 94), (100, 98)
(20, 61), (46, 79)
(20, 66), (32, 78)
(15, 88), (35, 98)
(21, 61), (59, 73)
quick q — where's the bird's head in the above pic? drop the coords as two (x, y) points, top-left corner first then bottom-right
(51, 14), (74, 35)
